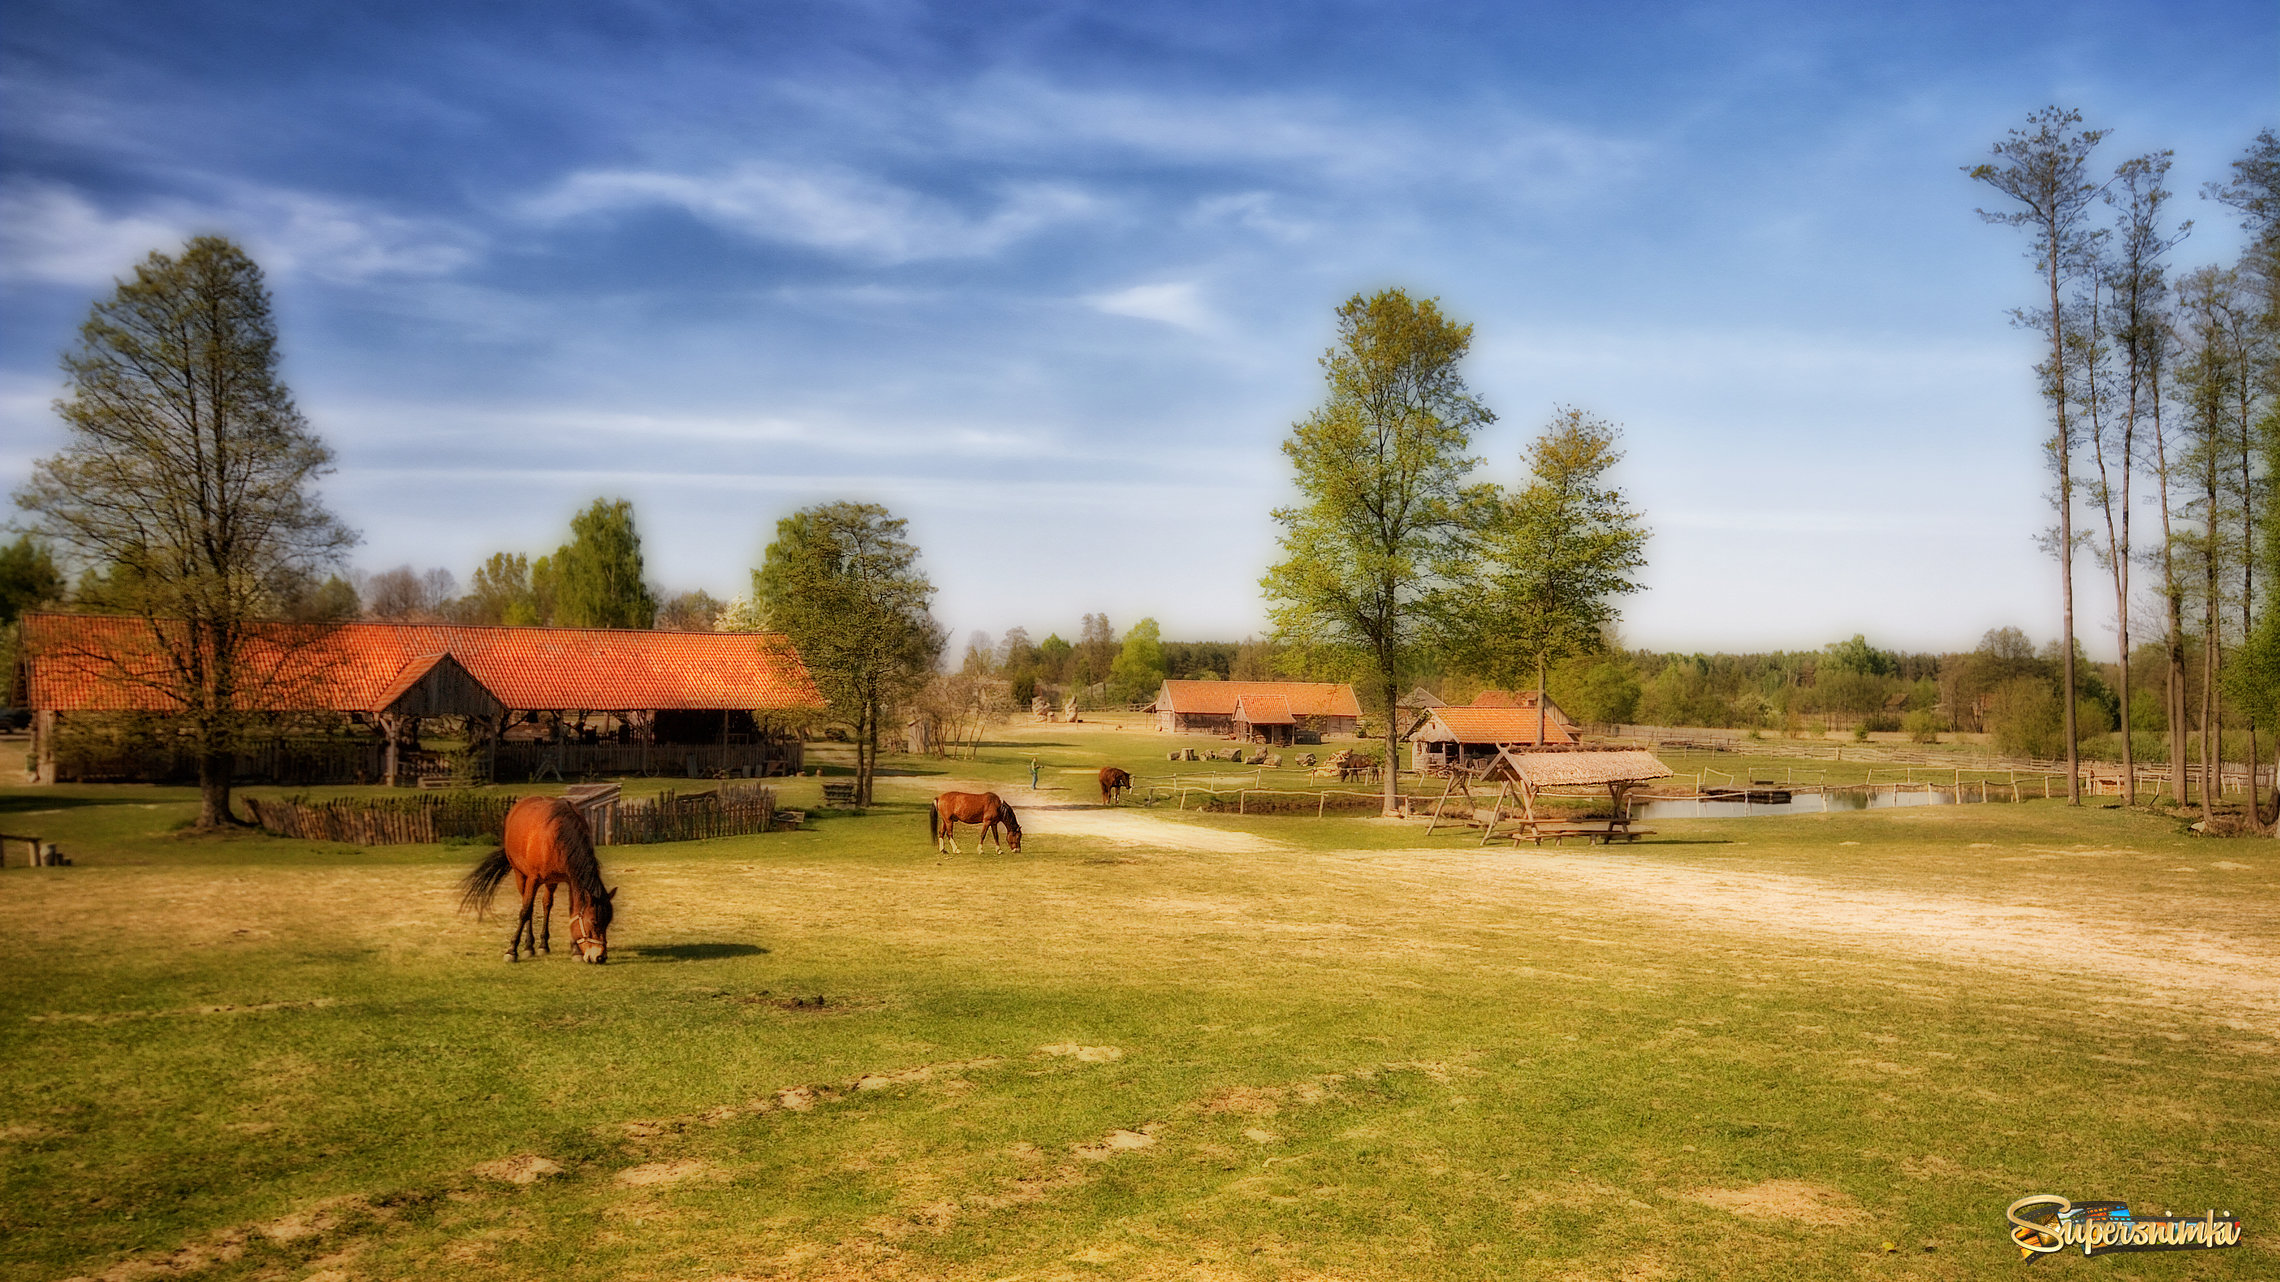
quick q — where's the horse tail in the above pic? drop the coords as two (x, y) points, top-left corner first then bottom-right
(458, 847), (514, 919)
(926, 800), (939, 842)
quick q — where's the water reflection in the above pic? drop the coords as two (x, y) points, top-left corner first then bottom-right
(1632, 786), (1996, 821)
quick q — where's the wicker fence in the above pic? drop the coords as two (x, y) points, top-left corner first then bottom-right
(244, 782), (775, 847)
(242, 791), (519, 844)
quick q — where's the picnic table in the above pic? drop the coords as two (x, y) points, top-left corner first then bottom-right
(1508, 817), (1654, 846)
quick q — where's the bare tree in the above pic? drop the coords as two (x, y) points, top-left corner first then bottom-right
(1970, 107), (2110, 804)
(15, 237), (355, 827)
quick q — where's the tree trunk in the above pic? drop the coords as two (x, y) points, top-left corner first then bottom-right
(2049, 244), (2081, 806)
(196, 748), (235, 829)
(1381, 667), (1401, 817)
(857, 698), (876, 808)
(2155, 382), (2188, 806)
(1535, 656), (1548, 746)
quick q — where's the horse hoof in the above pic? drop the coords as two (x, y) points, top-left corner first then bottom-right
(503, 952), (518, 963)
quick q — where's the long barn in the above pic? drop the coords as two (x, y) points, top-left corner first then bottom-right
(14, 614), (825, 785)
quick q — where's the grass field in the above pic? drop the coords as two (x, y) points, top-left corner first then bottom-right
(4, 716), (2276, 1281)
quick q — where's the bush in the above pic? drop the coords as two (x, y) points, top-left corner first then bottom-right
(1902, 709), (1943, 743)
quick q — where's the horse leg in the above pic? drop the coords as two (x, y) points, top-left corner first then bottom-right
(539, 884), (555, 955)
(508, 879), (539, 962)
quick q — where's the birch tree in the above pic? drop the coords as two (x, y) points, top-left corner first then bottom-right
(1970, 107), (2109, 804)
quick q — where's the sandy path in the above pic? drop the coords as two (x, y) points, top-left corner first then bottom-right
(1358, 848), (2280, 1030)
(881, 775), (1291, 854)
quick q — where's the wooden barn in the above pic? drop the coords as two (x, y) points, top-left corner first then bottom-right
(1149, 680), (1362, 738)
(14, 614), (824, 785)
(1407, 703), (1577, 773)
(1231, 693), (1296, 746)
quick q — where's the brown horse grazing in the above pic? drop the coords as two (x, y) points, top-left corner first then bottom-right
(1098, 766), (1132, 804)
(459, 796), (618, 964)
(929, 791), (1022, 854)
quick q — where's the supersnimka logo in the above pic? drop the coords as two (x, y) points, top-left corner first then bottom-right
(2006, 1194), (2243, 1259)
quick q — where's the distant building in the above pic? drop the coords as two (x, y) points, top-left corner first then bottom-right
(1466, 689), (1577, 732)
(1407, 704), (1577, 773)
(14, 614), (824, 785)
(1148, 680), (1361, 738)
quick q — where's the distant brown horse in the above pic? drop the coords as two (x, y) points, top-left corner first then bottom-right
(459, 796), (618, 964)
(929, 791), (1022, 854)
(1098, 766), (1132, 804)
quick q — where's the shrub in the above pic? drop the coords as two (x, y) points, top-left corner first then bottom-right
(1902, 709), (1943, 743)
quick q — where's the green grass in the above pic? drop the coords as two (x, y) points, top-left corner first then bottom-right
(2, 718), (2275, 1280)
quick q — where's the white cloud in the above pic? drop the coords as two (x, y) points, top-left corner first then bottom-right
(0, 179), (477, 287)
(1085, 280), (1215, 332)
(524, 161), (1099, 263)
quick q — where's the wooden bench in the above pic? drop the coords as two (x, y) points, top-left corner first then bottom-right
(1511, 820), (1655, 847)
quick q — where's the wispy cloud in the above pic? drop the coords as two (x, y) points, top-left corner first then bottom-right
(524, 161), (1100, 263)
(0, 179), (477, 287)
(1085, 280), (1215, 332)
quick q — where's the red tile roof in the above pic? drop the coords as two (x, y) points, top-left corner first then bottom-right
(1411, 705), (1576, 745)
(1469, 689), (1574, 725)
(18, 614), (824, 714)
(1232, 694), (1295, 725)
(1155, 680), (1361, 718)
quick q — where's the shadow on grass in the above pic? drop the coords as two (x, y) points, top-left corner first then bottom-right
(625, 942), (769, 963)
(0, 794), (144, 815)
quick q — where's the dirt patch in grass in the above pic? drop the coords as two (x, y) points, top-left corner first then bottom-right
(470, 1154), (564, 1185)
(1036, 1042), (1121, 1062)
(616, 1158), (719, 1186)
(1683, 1179), (1866, 1226)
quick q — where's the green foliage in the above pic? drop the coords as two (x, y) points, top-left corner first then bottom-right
(1902, 708), (1944, 743)
(1107, 617), (1167, 704)
(1550, 656), (1641, 726)
(1988, 677), (2063, 759)
(0, 534), (63, 625)
(755, 502), (943, 804)
(300, 574), (361, 621)
(1264, 289), (1492, 804)
(552, 498), (656, 629)
(1445, 408), (1648, 695)
(460, 552), (535, 625)
(1821, 634), (1898, 677)
(1035, 633), (1073, 684)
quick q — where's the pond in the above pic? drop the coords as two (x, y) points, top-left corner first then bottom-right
(1631, 785), (2004, 821)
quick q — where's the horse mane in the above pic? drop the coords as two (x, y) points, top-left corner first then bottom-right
(998, 801), (1022, 834)
(560, 806), (612, 918)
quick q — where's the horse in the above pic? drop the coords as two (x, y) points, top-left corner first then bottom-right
(1098, 766), (1132, 804)
(459, 796), (618, 964)
(929, 791), (1022, 855)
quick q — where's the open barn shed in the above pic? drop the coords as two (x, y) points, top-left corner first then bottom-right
(1407, 704), (1577, 773)
(14, 614), (825, 785)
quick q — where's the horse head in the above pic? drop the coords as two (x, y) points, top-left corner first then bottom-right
(575, 885), (617, 964)
(1000, 808), (1023, 853)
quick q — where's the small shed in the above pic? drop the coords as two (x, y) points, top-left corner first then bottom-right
(1232, 693), (1296, 746)
(1407, 704), (1575, 772)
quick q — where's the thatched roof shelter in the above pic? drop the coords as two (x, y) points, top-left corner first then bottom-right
(1481, 749), (1671, 789)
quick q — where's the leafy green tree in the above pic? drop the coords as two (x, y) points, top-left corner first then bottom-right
(1969, 106), (2109, 804)
(14, 236), (354, 827)
(0, 535), (64, 625)
(554, 498), (656, 628)
(1264, 288), (1491, 813)
(1821, 634), (1898, 678)
(1445, 408), (1647, 744)
(1108, 617), (1167, 704)
(1036, 632), (1073, 684)
(755, 502), (944, 805)
(298, 574), (360, 621)
(1074, 613), (1116, 692)
(463, 552), (541, 626)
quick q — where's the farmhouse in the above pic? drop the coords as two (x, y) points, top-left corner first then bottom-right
(1407, 703), (1577, 773)
(1150, 680), (1362, 738)
(14, 614), (824, 785)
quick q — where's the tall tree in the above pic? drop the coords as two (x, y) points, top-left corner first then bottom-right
(554, 498), (656, 628)
(1264, 288), (1492, 813)
(1445, 408), (1648, 744)
(2174, 265), (2251, 816)
(755, 502), (943, 806)
(463, 552), (542, 626)
(2106, 153), (2192, 802)
(1074, 613), (1116, 692)
(15, 236), (354, 827)
(1970, 107), (2110, 805)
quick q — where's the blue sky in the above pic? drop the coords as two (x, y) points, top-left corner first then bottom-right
(2, 0), (2271, 653)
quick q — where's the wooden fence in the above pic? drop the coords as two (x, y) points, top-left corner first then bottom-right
(243, 791), (522, 845)
(243, 782), (775, 846)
